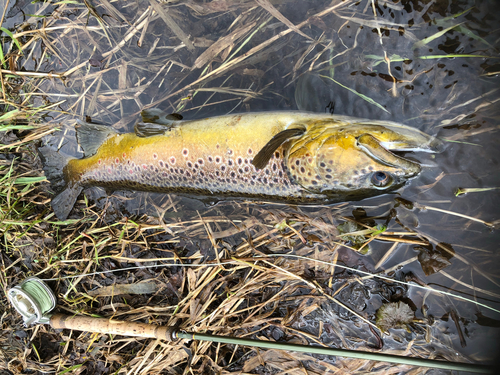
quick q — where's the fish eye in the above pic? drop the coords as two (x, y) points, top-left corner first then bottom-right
(371, 171), (392, 188)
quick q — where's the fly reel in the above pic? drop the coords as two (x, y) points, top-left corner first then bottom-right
(7, 277), (57, 325)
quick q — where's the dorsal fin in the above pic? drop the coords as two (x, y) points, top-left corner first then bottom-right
(75, 119), (117, 157)
(252, 126), (306, 170)
(140, 108), (183, 124)
(134, 122), (175, 137)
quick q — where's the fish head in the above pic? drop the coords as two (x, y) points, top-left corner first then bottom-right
(285, 121), (443, 199)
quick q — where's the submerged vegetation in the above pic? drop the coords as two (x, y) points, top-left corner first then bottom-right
(1, 0), (500, 374)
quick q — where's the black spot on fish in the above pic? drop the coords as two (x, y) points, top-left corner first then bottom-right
(300, 167), (305, 173)
(187, 161), (193, 168)
(153, 153), (158, 159)
(228, 149), (233, 155)
(159, 160), (165, 168)
(221, 165), (226, 172)
(325, 174), (332, 179)
(326, 168), (332, 173)
(215, 156), (221, 163)
(244, 166), (250, 172)
(320, 162), (326, 168)
(295, 160), (300, 166)
(182, 149), (189, 156)
(228, 159), (233, 166)
(312, 180), (318, 185)
(198, 158), (204, 165)
(248, 148), (253, 155)
(208, 156), (213, 162)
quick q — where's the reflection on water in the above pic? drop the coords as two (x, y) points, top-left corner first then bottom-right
(4, 0), (500, 369)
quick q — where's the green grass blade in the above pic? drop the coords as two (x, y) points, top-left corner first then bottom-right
(14, 176), (47, 185)
(412, 23), (463, 49)
(0, 110), (20, 123)
(0, 27), (23, 54)
(319, 75), (390, 114)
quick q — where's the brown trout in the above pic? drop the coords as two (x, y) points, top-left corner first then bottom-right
(39, 110), (443, 220)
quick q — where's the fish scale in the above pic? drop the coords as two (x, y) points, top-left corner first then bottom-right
(39, 110), (443, 220)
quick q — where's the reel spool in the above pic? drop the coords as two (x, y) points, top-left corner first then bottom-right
(7, 277), (57, 325)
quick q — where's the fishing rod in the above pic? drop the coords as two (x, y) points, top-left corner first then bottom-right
(7, 277), (492, 374)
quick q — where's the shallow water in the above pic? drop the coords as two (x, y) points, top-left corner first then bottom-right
(3, 0), (500, 370)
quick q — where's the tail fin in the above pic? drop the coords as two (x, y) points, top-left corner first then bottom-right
(38, 146), (83, 220)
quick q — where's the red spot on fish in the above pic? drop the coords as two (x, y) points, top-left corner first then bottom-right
(143, 164), (148, 169)
(123, 153), (126, 158)
(170, 156), (176, 165)
(129, 169), (133, 174)
(98, 159), (102, 164)
(116, 158), (120, 164)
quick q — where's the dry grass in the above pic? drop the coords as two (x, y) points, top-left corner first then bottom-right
(1, 0), (500, 374)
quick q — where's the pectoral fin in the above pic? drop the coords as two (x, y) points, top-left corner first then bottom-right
(252, 126), (306, 169)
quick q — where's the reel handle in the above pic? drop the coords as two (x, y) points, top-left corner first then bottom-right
(50, 313), (177, 341)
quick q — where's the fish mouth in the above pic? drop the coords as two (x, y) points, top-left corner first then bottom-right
(356, 134), (422, 177)
(354, 122), (444, 177)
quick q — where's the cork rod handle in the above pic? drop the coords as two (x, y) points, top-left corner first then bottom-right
(50, 313), (176, 341)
